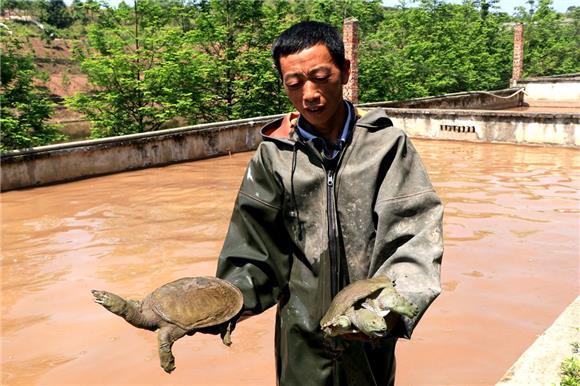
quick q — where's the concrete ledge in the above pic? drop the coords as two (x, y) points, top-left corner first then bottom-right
(360, 89), (524, 110)
(1, 114), (283, 191)
(497, 296), (580, 385)
(1, 114), (283, 158)
(383, 108), (579, 147)
(516, 76), (580, 103)
(517, 74), (580, 83)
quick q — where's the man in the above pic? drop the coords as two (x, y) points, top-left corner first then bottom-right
(217, 21), (443, 385)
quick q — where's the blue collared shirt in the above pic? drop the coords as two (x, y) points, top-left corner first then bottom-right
(296, 100), (354, 160)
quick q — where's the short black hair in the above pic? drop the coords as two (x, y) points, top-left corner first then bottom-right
(272, 21), (345, 77)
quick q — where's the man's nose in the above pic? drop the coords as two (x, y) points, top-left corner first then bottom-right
(303, 81), (320, 104)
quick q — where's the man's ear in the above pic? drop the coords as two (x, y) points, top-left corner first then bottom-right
(341, 59), (351, 85)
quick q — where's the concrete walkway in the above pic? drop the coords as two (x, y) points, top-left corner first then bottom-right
(497, 296), (579, 385)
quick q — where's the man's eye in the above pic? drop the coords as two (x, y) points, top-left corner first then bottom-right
(314, 75), (330, 82)
(286, 82), (302, 89)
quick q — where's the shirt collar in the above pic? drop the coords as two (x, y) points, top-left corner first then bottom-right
(296, 100), (354, 159)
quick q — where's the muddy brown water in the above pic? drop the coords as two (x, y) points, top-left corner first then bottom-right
(2, 139), (578, 385)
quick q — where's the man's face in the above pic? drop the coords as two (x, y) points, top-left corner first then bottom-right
(279, 44), (350, 135)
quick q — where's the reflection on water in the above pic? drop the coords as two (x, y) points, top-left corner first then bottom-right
(2, 354), (77, 386)
(397, 140), (579, 385)
(426, 142), (579, 249)
(1, 140), (579, 385)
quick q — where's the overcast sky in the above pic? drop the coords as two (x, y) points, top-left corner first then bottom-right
(64, 0), (576, 15)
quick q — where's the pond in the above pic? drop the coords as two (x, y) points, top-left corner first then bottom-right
(2, 139), (578, 385)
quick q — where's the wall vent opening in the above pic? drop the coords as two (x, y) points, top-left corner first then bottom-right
(440, 124), (476, 133)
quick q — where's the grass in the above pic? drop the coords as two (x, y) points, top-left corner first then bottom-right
(560, 357), (580, 386)
(559, 341), (580, 386)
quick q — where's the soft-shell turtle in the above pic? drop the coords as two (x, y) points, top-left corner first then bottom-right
(91, 276), (243, 373)
(320, 276), (418, 338)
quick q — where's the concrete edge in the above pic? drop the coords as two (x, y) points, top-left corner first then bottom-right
(496, 296), (580, 385)
(380, 108), (580, 120)
(0, 113), (285, 158)
(517, 76), (580, 84)
(408, 135), (580, 149)
(358, 88), (523, 108)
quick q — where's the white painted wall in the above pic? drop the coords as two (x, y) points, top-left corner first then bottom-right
(521, 80), (580, 103)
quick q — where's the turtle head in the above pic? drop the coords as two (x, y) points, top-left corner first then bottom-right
(375, 287), (419, 319)
(353, 309), (387, 338)
(91, 290), (129, 316)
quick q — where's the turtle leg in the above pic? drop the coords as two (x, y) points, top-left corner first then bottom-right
(220, 321), (235, 346)
(157, 325), (187, 374)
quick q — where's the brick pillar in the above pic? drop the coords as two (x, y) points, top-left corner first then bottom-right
(511, 22), (524, 86)
(343, 17), (359, 104)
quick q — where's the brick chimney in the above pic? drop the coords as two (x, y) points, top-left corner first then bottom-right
(511, 22), (524, 87)
(343, 17), (359, 104)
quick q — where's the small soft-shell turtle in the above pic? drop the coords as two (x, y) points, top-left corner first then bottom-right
(320, 276), (418, 338)
(91, 276), (243, 373)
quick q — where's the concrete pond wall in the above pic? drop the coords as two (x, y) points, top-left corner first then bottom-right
(378, 108), (578, 145)
(516, 74), (580, 104)
(2, 89), (578, 191)
(361, 87), (526, 110)
(1, 115), (279, 191)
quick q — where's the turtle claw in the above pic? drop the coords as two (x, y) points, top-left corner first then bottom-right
(159, 348), (176, 374)
(91, 290), (110, 305)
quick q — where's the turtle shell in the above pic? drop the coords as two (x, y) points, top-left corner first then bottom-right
(150, 277), (243, 331)
(320, 276), (394, 327)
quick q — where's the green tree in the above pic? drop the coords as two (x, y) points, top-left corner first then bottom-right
(359, 1), (512, 102)
(515, 0), (580, 77)
(0, 34), (65, 152)
(189, 0), (384, 120)
(42, 0), (73, 28)
(188, 0), (290, 121)
(70, 0), (107, 25)
(287, 0), (383, 35)
(67, 0), (212, 137)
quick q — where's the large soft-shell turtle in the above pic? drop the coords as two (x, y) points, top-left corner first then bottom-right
(91, 276), (243, 373)
(320, 276), (418, 338)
